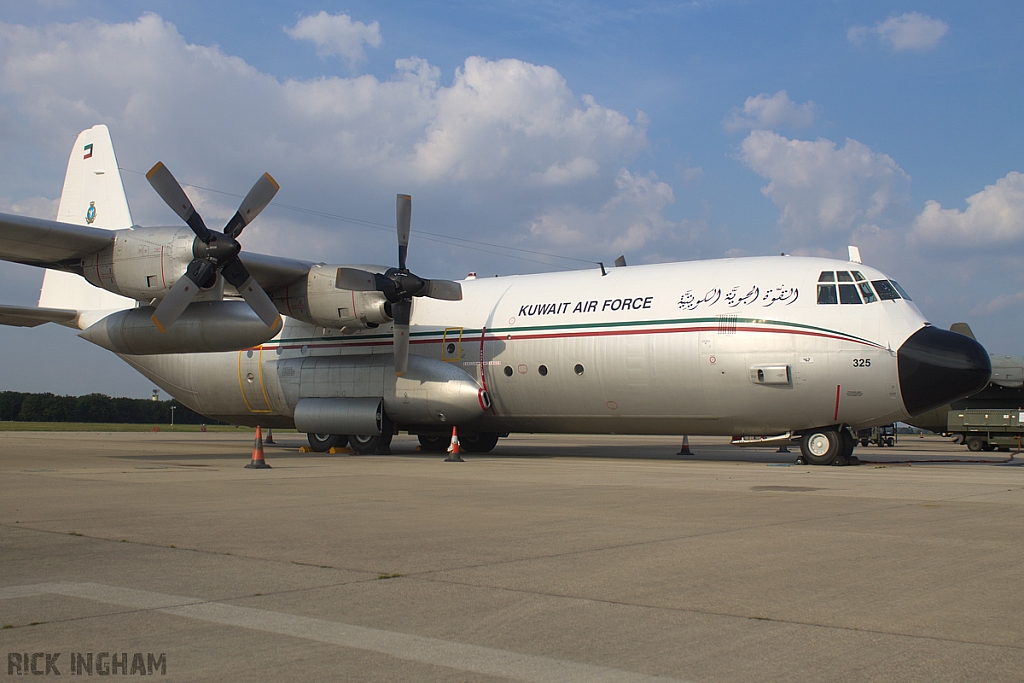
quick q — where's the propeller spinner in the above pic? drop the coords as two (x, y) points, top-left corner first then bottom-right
(335, 194), (462, 375)
(146, 162), (282, 333)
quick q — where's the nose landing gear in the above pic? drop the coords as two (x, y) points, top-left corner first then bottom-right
(797, 427), (858, 466)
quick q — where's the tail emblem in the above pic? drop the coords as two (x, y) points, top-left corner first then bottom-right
(85, 201), (96, 224)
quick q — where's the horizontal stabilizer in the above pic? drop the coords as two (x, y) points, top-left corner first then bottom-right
(0, 304), (79, 328)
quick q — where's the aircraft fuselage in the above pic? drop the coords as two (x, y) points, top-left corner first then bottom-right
(121, 255), (966, 438)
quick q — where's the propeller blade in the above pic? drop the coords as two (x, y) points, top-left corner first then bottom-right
(421, 279), (462, 301)
(336, 267), (380, 291)
(392, 299), (411, 376)
(224, 172), (280, 238)
(221, 258), (282, 329)
(396, 194), (411, 271)
(151, 260), (212, 332)
(146, 162), (212, 241)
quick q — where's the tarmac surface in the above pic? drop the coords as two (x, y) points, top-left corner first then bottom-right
(1, 431), (1023, 682)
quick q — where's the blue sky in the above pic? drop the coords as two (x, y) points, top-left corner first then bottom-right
(1, 1), (1023, 397)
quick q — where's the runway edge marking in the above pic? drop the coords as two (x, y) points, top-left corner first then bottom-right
(0, 582), (691, 683)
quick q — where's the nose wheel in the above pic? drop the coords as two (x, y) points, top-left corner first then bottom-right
(799, 428), (857, 466)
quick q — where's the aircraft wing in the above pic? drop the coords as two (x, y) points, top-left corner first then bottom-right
(0, 211), (116, 270)
(0, 304), (79, 327)
(238, 251), (314, 293)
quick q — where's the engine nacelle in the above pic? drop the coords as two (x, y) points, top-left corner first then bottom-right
(274, 263), (390, 332)
(81, 227), (199, 301)
(78, 301), (282, 355)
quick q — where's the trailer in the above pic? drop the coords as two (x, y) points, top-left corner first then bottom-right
(947, 409), (1024, 452)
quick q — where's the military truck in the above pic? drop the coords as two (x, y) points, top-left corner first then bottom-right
(947, 409), (1024, 452)
(856, 424), (896, 447)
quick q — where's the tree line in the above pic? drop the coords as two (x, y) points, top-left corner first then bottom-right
(0, 391), (215, 424)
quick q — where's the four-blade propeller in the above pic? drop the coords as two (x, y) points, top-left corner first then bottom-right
(335, 194), (462, 375)
(146, 162), (282, 333)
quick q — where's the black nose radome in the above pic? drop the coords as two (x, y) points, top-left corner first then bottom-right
(898, 326), (991, 416)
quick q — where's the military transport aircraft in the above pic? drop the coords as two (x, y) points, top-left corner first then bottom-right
(0, 126), (992, 465)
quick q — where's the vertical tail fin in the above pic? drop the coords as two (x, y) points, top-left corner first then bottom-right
(38, 125), (136, 312)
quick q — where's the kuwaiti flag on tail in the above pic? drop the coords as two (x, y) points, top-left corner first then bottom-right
(83, 143), (93, 159)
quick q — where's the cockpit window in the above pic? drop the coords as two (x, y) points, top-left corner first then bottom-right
(890, 280), (912, 301)
(858, 282), (878, 303)
(817, 284), (838, 304)
(872, 280), (901, 301)
(818, 271), (835, 282)
(839, 284), (862, 304)
(852, 271), (866, 282)
(837, 271), (854, 283)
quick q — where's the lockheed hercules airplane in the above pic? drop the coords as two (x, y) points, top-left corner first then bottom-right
(0, 126), (992, 465)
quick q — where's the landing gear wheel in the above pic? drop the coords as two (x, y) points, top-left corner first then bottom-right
(417, 434), (449, 453)
(965, 436), (984, 452)
(886, 437), (895, 447)
(459, 432), (500, 454)
(349, 432), (393, 455)
(800, 429), (842, 466)
(307, 433), (346, 453)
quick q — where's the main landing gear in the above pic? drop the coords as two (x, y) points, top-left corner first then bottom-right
(306, 431), (500, 455)
(305, 432), (392, 454)
(797, 427), (859, 466)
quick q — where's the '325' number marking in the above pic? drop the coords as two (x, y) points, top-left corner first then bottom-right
(853, 358), (871, 368)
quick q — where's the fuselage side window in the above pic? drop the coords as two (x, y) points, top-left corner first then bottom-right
(858, 282), (878, 303)
(837, 271), (854, 283)
(872, 280), (901, 301)
(890, 280), (912, 301)
(817, 284), (838, 304)
(818, 271), (835, 282)
(839, 284), (863, 304)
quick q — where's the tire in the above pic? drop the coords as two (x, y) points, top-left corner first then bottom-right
(965, 436), (984, 452)
(349, 432), (393, 455)
(982, 443), (996, 452)
(886, 437), (895, 447)
(307, 433), (346, 453)
(840, 429), (856, 460)
(417, 433), (449, 453)
(460, 432), (500, 454)
(800, 429), (842, 465)
(860, 438), (869, 447)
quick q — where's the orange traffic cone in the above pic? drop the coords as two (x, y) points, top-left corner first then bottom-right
(677, 435), (692, 456)
(245, 426), (272, 469)
(445, 426), (464, 462)
(265, 428), (275, 445)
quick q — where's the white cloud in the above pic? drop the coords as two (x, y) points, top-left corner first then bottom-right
(723, 91), (815, 132)
(284, 12), (382, 70)
(910, 172), (1024, 248)
(739, 130), (910, 245)
(528, 169), (700, 256)
(0, 196), (59, 219)
(970, 290), (1024, 317)
(848, 12), (949, 51)
(0, 14), (656, 269)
